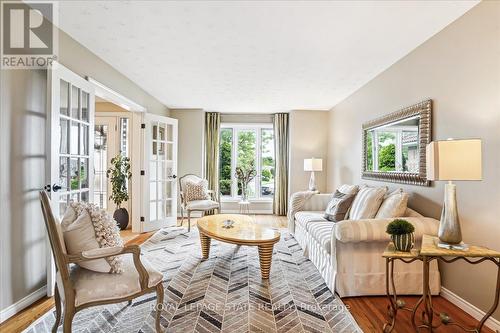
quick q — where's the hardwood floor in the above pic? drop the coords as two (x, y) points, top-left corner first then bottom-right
(344, 296), (494, 333)
(0, 215), (494, 332)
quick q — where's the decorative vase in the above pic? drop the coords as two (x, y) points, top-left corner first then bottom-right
(113, 207), (129, 230)
(391, 233), (415, 252)
(241, 183), (248, 202)
(438, 182), (462, 244)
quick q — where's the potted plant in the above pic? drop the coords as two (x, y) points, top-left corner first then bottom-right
(235, 161), (257, 202)
(107, 154), (132, 230)
(386, 219), (415, 252)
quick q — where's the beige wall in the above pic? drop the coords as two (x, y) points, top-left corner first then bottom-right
(0, 69), (49, 314)
(95, 102), (129, 113)
(170, 109), (205, 179)
(0, 28), (169, 314)
(289, 110), (329, 195)
(169, 109), (205, 214)
(327, 1), (500, 320)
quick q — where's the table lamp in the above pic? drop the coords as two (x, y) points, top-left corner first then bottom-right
(304, 158), (323, 191)
(426, 139), (482, 248)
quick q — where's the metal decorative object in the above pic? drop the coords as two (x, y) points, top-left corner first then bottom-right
(222, 219), (235, 229)
(362, 100), (432, 186)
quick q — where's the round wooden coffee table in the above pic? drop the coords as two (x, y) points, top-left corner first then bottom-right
(196, 214), (280, 279)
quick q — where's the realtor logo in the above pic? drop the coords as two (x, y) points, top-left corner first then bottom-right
(1, 1), (58, 69)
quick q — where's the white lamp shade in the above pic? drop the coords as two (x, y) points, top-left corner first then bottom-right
(426, 139), (482, 181)
(304, 158), (323, 172)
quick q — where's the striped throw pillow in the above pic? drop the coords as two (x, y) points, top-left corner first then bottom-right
(349, 186), (387, 220)
(376, 189), (409, 218)
(323, 190), (355, 222)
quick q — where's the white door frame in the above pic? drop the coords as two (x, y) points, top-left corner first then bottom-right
(87, 78), (146, 233)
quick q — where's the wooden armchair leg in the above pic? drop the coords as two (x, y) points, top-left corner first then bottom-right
(187, 211), (191, 232)
(62, 306), (75, 333)
(52, 285), (62, 332)
(155, 283), (165, 333)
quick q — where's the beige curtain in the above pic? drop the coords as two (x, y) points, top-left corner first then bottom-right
(273, 113), (290, 215)
(204, 112), (220, 214)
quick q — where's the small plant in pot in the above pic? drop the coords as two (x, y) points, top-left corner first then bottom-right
(107, 154), (132, 230)
(386, 219), (415, 252)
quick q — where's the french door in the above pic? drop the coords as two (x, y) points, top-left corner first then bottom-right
(142, 114), (177, 232)
(46, 62), (95, 295)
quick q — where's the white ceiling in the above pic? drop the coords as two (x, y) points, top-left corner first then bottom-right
(57, 1), (477, 113)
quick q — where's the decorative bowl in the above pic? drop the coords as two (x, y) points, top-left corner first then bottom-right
(222, 220), (235, 229)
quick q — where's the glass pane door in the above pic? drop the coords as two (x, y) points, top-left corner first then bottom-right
(48, 63), (95, 297)
(58, 80), (92, 212)
(143, 114), (177, 231)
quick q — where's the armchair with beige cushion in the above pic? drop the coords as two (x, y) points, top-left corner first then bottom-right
(179, 174), (220, 232)
(39, 191), (165, 333)
(289, 187), (441, 298)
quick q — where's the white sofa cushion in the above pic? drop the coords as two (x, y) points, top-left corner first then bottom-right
(376, 188), (409, 218)
(65, 254), (163, 306)
(295, 211), (328, 231)
(186, 199), (219, 210)
(308, 222), (335, 254)
(349, 186), (387, 220)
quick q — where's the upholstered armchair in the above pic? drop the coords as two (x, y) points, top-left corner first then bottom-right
(179, 174), (220, 232)
(39, 191), (165, 333)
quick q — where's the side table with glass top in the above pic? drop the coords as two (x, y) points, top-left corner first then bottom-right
(383, 234), (500, 332)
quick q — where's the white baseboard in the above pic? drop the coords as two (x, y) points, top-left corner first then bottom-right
(440, 287), (500, 332)
(0, 286), (47, 323)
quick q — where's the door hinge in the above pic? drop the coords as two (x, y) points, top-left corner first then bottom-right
(141, 123), (146, 129)
(140, 170), (145, 176)
(140, 216), (145, 222)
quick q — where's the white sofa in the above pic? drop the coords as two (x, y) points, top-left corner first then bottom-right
(289, 192), (441, 297)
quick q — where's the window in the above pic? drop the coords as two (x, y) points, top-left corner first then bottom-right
(219, 124), (275, 199)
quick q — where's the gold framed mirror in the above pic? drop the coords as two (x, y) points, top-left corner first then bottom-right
(362, 100), (432, 186)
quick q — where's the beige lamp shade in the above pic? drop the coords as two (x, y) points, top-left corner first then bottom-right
(426, 139), (482, 181)
(304, 158), (323, 172)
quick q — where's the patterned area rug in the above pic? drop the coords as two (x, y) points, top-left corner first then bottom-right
(25, 227), (361, 333)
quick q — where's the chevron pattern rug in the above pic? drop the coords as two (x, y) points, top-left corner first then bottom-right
(25, 226), (361, 333)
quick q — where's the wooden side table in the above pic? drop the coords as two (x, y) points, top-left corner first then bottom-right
(383, 234), (500, 332)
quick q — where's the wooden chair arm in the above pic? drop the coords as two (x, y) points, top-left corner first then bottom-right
(66, 245), (150, 289)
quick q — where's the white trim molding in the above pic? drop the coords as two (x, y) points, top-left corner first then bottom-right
(0, 286), (47, 323)
(440, 287), (500, 332)
(87, 77), (146, 112)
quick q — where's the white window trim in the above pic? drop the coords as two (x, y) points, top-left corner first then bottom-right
(220, 123), (274, 202)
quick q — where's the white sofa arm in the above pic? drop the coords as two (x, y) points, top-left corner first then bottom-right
(288, 192), (332, 234)
(300, 193), (332, 211)
(335, 217), (440, 243)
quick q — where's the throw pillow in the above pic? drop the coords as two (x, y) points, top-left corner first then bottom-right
(349, 186), (388, 220)
(62, 202), (124, 273)
(375, 188), (409, 218)
(336, 184), (359, 219)
(324, 190), (355, 222)
(184, 179), (210, 202)
(337, 184), (359, 195)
